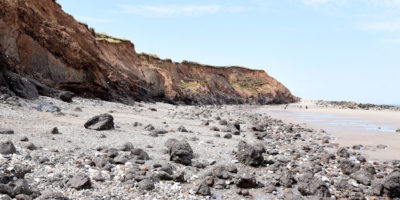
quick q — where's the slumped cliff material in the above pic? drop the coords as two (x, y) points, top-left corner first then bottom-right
(0, 0), (298, 104)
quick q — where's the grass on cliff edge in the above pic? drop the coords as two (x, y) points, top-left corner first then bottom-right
(95, 32), (129, 44)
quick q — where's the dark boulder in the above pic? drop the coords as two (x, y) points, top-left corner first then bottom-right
(339, 159), (360, 175)
(0, 141), (17, 155)
(235, 172), (258, 188)
(298, 177), (331, 197)
(168, 140), (193, 166)
(84, 114), (114, 131)
(0, 128), (14, 135)
(382, 170), (400, 198)
(236, 140), (265, 167)
(196, 182), (211, 196)
(58, 91), (74, 103)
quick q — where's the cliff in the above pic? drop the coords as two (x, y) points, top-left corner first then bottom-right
(0, 0), (298, 105)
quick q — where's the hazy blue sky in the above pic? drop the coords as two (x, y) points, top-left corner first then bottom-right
(57, 0), (400, 105)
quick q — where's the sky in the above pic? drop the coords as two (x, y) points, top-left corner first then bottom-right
(57, 0), (400, 105)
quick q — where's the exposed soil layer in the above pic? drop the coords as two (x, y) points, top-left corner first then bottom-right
(0, 0), (298, 105)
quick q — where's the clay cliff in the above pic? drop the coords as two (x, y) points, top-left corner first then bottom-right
(0, 0), (298, 105)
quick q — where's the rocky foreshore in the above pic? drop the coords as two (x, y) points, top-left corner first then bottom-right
(0, 94), (399, 200)
(316, 100), (400, 111)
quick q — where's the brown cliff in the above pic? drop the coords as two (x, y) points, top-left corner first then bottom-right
(0, 0), (298, 105)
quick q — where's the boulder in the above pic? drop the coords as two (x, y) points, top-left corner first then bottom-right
(138, 179), (154, 191)
(0, 141), (17, 155)
(168, 140), (193, 166)
(58, 91), (74, 103)
(382, 170), (400, 198)
(235, 172), (258, 188)
(298, 177), (330, 197)
(84, 114), (114, 131)
(67, 174), (92, 190)
(236, 140), (265, 167)
(131, 148), (150, 160)
(339, 159), (360, 175)
(337, 147), (349, 158)
(351, 169), (374, 186)
(0, 128), (14, 135)
(196, 182), (211, 196)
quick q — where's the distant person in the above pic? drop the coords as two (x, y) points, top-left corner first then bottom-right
(306, 106), (308, 110)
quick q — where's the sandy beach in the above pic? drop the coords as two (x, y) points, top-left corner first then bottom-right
(260, 100), (400, 161)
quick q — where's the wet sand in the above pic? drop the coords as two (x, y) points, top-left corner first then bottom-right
(260, 100), (400, 162)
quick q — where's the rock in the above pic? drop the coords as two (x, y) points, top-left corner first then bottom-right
(298, 177), (331, 197)
(36, 104), (61, 113)
(106, 148), (119, 158)
(26, 143), (37, 151)
(196, 182), (211, 196)
(377, 144), (387, 149)
(227, 165), (238, 173)
(172, 171), (185, 182)
(20, 137), (28, 142)
(164, 138), (178, 149)
(119, 142), (134, 151)
(13, 179), (32, 195)
(15, 194), (32, 200)
(0, 184), (13, 197)
(0, 128), (13, 135)
(168, 140), (193, 165)
(352, 169), (374, 186)
(233, 122), (241, 131)
(238, 189), (250, 196)
(144, 124), (155, 131)
(67, 174), (92, 190)
(205, 176), (214, 186)
(48, 127), (61, 134)
(219, 120), (228, 125)
(138, 179), (154, 191)
(339, 159), (360, 175)
(210, 126), (220, 132)
(252, 124), (265, 132)
(0, 141), (17, 155)
(151, 129), (168, 136)
(382, 170), (400, 198)
(92, 157), (109, 168)
(131, 148), (150, 160)
(133, 122), (142, 127)
(265, 184), (277, 193)
(236, 140), (265, 167)
(58, 91), (74, 103)
(280, 170), (296, 188)
(114, 155), (129, 164)
(84, 114), (114, 131)
(158, 171), (172, 181)
(337, 147), (349, 158)
(235, 172), (258, 188)
(371, 179), (383, 196)
(212, 166), (231, 179)
(223, 134), (232, 139)
(177, 126), (188, 132)
(38, 191), (69, 200)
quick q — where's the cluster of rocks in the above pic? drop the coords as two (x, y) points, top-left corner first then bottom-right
(0, 97), (399, 199)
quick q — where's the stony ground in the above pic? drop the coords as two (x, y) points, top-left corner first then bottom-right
(0, 95), (399, 200)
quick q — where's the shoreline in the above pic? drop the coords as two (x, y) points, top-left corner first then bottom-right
(261, 101), (400, 162)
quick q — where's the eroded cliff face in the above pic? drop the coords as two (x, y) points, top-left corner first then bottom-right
(0, 0), (298, 105)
